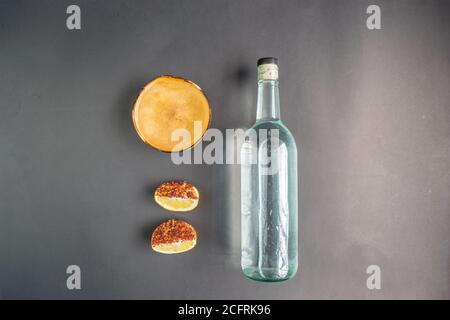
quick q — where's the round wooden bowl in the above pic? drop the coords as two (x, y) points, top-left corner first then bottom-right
(132, 75), (211, 152)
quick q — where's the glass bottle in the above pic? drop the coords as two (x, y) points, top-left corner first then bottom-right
(241, 57), (298, 282)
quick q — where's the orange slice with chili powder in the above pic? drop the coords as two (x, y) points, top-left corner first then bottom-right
(151, 219), (197, 254)
(154, 180), (199, 212)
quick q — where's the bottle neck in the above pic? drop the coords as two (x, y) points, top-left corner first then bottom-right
(256, 79), (280, 121)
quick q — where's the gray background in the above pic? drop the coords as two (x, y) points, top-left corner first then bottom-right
(0, 0), (449, 299)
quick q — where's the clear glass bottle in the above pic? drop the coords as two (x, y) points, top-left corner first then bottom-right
(241, 57), (298, 282)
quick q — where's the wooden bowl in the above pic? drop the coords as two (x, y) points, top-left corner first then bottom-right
(132, 75), (211, 152)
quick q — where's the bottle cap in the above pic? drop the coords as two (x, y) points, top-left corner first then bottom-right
(257, 57), (279, 80)
(257, 57), (278, 66)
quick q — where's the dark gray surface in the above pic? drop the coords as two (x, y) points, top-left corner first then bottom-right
(0, 0), (449, 299)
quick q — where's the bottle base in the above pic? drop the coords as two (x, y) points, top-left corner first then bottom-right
(242, 267), (297, 283)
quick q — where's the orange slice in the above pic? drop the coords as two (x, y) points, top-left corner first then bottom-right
(132, 75), (211, 152)
(151, 219), (197, 254)
(154, 181), (199, 212)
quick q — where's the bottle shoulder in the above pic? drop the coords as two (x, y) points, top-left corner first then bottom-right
(247, 120), (297, 146)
